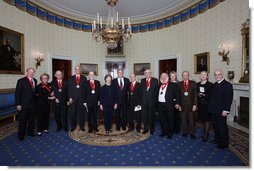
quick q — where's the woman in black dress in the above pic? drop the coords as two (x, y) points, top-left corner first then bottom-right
(36, 73), (55, 136)
(99, 74), (118, 134)
(197, 71), (213, 142)
(170, 71), (181, 134)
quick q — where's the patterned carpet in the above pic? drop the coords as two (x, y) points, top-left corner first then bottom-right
(0, 120), (248, 166)
(69, 125), (150, 146)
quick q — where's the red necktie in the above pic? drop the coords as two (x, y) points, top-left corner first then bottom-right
(76, 76), (80, 85)
(130, 82), (136, 92)
(30, 78), (34, 88)
(90, 80), (95, 90)
(120, 79), (123, 90)
(146, 78), (150, 88)
(58, 80), (62, 89)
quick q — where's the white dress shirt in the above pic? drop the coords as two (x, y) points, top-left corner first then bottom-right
(158, 84), (168, 102)
(117, 77), (124, 87)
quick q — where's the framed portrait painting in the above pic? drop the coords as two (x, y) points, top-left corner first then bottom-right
(0, 26), (24, 74)
(194, 52), (210, 74)
(80, 63), (98, 76)
(134, 63), (150, 75)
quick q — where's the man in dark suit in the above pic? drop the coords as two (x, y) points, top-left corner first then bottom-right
(128, 73), (142, 132)
(0, 39), (19, 71)
(68, 66), (87, 131)
(83, 71), (100, 133)
(158, 73), (180, 139)
(15, 67), (37, 141)
(208, 69), (233, 149)
(112, 69), (129, 131)
(178, 71), (198, 139)
(141, 69), (158, 135)
(51, 70), (69, 132)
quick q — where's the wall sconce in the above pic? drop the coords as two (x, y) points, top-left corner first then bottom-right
(218, 44), (230, 65)
(34, 52), (44, 69)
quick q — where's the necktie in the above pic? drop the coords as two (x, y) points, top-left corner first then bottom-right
(58, 80), (62, 88)
(146, 78), (150, 88)
(30, 78), (34, 88)
(120, 78), (123, 90)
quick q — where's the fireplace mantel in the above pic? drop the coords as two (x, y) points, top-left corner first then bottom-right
(228, 83), (250, 128)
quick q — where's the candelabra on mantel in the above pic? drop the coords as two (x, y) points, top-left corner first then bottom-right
(92, 0), (132, 49)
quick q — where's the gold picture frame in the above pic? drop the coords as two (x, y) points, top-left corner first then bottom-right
(194, 52), (210, 74)
(80, 63), (98, 76)
(0, 26), (24, 74)
(134, 63), (150, 75)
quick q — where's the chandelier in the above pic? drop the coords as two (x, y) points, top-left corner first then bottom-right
(92, 0), (132, 49)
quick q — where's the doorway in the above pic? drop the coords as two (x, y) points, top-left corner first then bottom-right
(159, 59), (177, 76)
(52, 59), (72, 80)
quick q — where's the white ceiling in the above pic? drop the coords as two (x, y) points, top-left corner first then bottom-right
(39, 0), (196, 23)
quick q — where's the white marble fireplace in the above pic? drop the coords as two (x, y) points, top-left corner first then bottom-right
(227, 83), (250, 132)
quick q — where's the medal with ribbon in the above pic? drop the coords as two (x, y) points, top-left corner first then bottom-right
(42, 82), (51, 93)
(183, 80), (189, 96)
(160, 82), (168, 94)
(76, 76), (80, 88)
(90, 80), (95, 94)
(130, 82), (136, 95)
(57, 80), (62, 92)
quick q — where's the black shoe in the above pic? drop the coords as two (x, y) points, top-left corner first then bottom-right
(216, 144), (228, 149)
(136, 129), (140, 133)
(116, 127), (120, 131)
(150, 131), (154, 135)
(81, 128), (85, 132)
(168, 135), (173, 139)
(27, 133), (35, 137)
(211, 139), (219, 144)
(122, 127), (126, 131)
(182, 133), (188, 138)
(70, 128), (76, 132)
(129, 128), (134, 132)
(88, 130), (93, 133)
(18, 137), (24, 141)
(159, 133), (166, 137)
(142, 130), (148, 134)
(190, 135), (196, 140)
(94, 128), (99, 132)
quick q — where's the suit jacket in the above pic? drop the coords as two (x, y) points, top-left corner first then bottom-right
(112, 77), (129, 105)
(157, 82), (180, 111)
(68, 75), (87, 103)
(208, 79), (233, 114)
(84, 80), (101, 107)
(15, 77), (37, 109)
(99, 84), (118, 106)
(36, 82), (52, 105)
(51, 79), (68, 105)
(128, 82), (142, 108)
(141, 77), (158, 106)
(178, 80), (198, 111)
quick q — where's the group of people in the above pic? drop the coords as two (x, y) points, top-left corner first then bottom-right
(15, 66), (233, 149)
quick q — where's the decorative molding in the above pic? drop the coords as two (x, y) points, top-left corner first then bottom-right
(3, 0), (225, 33)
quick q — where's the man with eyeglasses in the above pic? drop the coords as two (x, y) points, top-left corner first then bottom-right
(208, 69), (233, 149)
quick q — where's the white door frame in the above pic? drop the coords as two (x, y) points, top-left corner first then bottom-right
(47, 54), (77, 81)
(154, 54), (181, 79)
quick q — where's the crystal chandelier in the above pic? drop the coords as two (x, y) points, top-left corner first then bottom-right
(92, 0), (132, 49)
